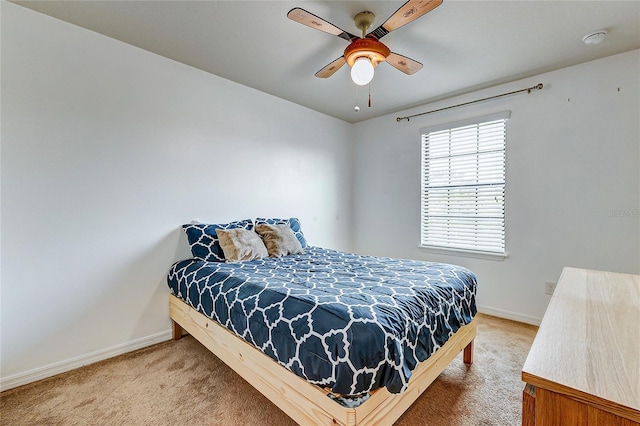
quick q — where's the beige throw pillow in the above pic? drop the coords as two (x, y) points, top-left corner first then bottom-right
(216, 228), (268, 261)
(255, 223), (304, 257)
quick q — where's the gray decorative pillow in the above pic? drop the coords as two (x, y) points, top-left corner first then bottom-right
(255, 223), (304, 257)
(216, 228), (268, 261)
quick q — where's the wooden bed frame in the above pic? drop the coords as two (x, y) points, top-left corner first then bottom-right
(170, 294), (476, 425)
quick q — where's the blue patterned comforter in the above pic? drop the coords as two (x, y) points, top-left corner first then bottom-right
(167, 247), (477, 395)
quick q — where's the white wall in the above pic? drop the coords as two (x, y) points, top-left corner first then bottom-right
(352, 50), (640, 324)
(0, 2), (352, 388)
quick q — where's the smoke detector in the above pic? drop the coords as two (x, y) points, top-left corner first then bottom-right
(582, 30), (608, 46)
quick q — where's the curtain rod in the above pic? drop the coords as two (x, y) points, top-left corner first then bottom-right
(396, 83), (544, 122)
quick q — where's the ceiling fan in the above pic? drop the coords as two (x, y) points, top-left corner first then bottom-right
(287, 0), (443, 86)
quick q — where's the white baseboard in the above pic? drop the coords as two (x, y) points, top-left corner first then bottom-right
(1, 307), (539, 392)
(0, 330), (172, 392)
(477, 304), (542, 326)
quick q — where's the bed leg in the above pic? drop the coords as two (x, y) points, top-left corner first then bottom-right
(463, 340), (474, 364)
(172, 320), (183, 341)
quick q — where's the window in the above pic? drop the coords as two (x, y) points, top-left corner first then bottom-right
(420, 112), (509, 255)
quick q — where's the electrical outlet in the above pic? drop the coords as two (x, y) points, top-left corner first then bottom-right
(545, 281), (556, 295)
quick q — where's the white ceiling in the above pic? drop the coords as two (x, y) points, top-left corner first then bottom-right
(12, 1), (640, 123)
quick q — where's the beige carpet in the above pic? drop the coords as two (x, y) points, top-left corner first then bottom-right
(0, 314), (537, 425)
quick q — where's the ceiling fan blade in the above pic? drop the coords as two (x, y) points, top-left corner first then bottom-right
(368, 0), (443, 39)
(287, 8), (357, 42)
(315, 57), (347, 78)
(386, 52), (423, 75)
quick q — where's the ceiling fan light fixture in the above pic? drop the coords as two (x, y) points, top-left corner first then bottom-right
(351, 57), (375, 85)
(344, 37), (391, 85)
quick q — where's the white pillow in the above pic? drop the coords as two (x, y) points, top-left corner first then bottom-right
(216, 228), (268, 261)
(255, 223), (304, 257)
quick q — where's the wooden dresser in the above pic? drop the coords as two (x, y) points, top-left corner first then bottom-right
(521, 267), (640, 425)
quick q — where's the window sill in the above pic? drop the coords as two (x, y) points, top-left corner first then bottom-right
(418, 245), (508, 261)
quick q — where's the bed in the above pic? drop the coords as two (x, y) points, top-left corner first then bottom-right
(167, 218), (477, 425)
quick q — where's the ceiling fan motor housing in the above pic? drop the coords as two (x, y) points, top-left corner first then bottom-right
(344, 38), (391, 67)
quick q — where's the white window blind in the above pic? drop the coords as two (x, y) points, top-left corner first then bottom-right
(420, 112), (508, 255)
